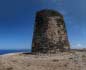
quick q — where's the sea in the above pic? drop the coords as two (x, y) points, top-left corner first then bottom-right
(0, 49), (31, 55)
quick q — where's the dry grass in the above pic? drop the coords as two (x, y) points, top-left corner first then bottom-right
(0, 51), (86, 70)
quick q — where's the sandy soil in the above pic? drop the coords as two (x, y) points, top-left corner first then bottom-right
(0, 51), (86, 70)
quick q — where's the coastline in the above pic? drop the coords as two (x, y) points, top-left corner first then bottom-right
(0, 49), (31, 55)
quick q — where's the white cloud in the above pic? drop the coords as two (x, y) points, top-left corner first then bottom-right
(71, 43), (84, 49)
(76, 44), (82, 47)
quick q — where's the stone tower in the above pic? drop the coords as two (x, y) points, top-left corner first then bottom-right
(32, 9), (70, 53)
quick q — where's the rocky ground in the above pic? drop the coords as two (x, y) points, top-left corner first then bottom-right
(0, 51), (86, 70)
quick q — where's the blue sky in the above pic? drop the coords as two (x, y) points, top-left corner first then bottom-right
(0, 0), (85, 49)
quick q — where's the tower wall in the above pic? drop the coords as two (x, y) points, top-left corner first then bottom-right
(32, 9), (70, 53)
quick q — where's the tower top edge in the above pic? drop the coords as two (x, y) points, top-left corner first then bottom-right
(36, 9), (63, 17)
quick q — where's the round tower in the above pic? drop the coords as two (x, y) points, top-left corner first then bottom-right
(32, 9), (70, 53)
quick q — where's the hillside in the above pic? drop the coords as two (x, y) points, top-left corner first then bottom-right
(0, 51), (86, 70)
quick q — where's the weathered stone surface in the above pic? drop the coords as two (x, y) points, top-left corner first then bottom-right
(32, 9), (70, 53)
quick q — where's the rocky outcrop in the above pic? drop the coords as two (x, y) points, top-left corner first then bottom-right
(32, 9), (70, 53)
